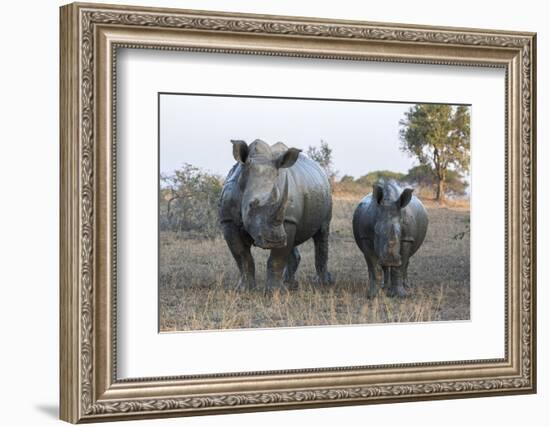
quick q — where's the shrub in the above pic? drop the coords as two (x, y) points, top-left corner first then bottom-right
(404, 165), (468, 198)
(160, 164), (223, 238)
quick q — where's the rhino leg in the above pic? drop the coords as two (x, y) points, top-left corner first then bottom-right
(283, 247), (301, 290)
(401, 242), (413, 289)
(383, 266), (390, 289)
(313, 222), (333, 286)
(386, 241), (413, 297)
(402, 260), (411, 289)
(221, 222), (256, 291)
(266, 224), (296, 293)
(358, 239), (381, 298)
(386, 267), (409, 298)
(365, 253), (381, 299)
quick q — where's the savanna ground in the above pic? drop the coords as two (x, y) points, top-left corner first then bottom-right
(159, 194), (470, 332)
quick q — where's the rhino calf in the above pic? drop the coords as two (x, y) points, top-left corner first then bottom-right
(220, 139), (333, 292)
(352, 180), (428, 298)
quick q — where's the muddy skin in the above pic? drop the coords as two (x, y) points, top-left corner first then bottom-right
(220, 139), (333, 294)
(353, 180), (428, 298)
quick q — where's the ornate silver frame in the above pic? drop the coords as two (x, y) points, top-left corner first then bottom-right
(60, 2), (536, 423)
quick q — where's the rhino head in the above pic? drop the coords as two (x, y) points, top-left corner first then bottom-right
(372, 182), (414, 267)
(231, 139), (301, 249)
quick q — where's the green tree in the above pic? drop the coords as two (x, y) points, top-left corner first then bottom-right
(307, 140), (337, 184)
(399, 105), (470, 202)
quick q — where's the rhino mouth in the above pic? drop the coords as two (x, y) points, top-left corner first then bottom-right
(254, 237), (287, 249)
(380, 257), (402, 268)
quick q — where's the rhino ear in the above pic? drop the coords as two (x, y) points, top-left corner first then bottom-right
(398, 188), (414, 209)
(231, 140), (248, 164)
(373, 184), (384, 204)
(276, 148), (301, 169)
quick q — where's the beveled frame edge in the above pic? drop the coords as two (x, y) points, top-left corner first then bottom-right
(59, 2), (536, 423)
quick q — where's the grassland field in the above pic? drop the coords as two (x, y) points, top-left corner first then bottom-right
(159, 195), (470, 332)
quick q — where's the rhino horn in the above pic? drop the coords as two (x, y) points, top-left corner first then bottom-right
(268, 180), (279, 204)
(272, 176), (288, 225)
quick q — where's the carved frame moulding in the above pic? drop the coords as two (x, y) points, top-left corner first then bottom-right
(60, 2), (536, 423)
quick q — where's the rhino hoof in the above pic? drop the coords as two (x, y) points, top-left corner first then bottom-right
(284, 278), (299, 290)
(318, 271), (334, 287)
(235, 278), (256, 292)
(386, 285), (409, 298)
(367, 287), (378, 299)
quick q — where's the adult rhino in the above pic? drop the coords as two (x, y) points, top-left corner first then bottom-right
(352, 180), (428, 298)
(220, 139), (333, 292)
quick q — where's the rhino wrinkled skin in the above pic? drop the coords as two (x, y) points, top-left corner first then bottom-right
(353, 180), (428, 298)
(219, 139), (333, 292)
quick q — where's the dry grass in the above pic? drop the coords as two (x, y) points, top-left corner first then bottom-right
(159, 196), (470, 332)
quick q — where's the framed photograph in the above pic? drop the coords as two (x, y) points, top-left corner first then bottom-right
(60, 2), (537, 423)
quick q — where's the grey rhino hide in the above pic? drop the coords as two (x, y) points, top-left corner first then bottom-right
(353, 180), (428, 298)
(219, 139), (333, 292)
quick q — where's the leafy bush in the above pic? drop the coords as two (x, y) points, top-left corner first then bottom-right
(404, 165), (468, 198)
(160, 164), (223, 238)
(332, 166), (468, 200)
(333, 170), (406, 196)
(355, 170), (406, 187)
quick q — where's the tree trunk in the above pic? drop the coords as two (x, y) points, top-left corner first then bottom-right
(435, 174), (445, 203)
(432, 148), (445, 203)
(167, 195), (180, 220)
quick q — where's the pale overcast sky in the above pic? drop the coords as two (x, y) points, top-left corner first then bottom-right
(159, 94), (462, 180)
